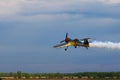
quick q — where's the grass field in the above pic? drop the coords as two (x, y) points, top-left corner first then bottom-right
(1, 72), (120, 80)
(1, 78), (120, 80)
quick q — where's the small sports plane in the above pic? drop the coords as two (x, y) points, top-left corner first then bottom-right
(53, 33), (91, 51)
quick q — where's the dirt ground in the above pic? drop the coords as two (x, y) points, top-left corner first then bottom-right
(2, 78), (120, 80)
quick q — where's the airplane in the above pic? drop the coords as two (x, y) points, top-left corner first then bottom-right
(53, 33), (91, 51)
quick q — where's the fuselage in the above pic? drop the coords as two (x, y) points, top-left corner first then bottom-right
(67, 38), (89, 48)
(67, 39), (80, 48)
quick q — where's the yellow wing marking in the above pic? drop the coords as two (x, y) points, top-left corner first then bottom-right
(64, 41), (75, 47)
(53, 41), (76, 48)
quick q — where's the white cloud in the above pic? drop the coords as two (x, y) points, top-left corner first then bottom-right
(0, 0), (20, 16)
(87, 0), (120, 4)
(106, 0), (120, 4)
(0, 0), (120, 21)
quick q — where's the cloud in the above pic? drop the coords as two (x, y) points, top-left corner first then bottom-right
(0, 0), (20, 16)
(19, 0), (120, 19)
(0, 0), (120, 19)
(105, 0), (120, 4)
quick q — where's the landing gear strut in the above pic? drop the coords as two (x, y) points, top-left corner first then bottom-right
(75, 46), (77, 48)
(65, 48), (67, 51)
(65, 46), (68, 51)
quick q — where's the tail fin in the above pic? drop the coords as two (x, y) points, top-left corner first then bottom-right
(81, 38), (90, 47)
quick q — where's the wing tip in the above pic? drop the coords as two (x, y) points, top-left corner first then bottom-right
(53, 46), (57, 48)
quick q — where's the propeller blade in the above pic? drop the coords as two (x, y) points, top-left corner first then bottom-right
(60, 40), (65, 43)
(60, 33), (69, 43)
(60, 33), (68, 43)
(66, 33), (68, 38)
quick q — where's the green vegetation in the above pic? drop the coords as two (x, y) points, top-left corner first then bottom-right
(17, 71), (22, 79)
(0, 71), (120, 79)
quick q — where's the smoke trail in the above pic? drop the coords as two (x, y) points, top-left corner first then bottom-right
(90, 41), (120, 50)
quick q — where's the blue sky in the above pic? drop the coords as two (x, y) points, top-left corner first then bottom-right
(0, 0), (120, 73)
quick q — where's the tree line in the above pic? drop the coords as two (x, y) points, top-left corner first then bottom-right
(0, 71), (120, 79)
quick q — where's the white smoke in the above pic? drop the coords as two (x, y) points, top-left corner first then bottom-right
(90, 41), (120, 50)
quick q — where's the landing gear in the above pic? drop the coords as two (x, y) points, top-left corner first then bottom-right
(75, 46), (77, 48)
(65, 46), (68, 51)
(65, 48), (67, 51)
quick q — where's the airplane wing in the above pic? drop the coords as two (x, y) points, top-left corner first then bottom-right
(53, 42), (74, 48)
(53, 43), (68, 48)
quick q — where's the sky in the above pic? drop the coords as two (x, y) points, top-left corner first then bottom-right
(0, 0), (120, 73)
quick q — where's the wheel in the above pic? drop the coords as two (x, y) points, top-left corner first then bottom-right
(65, 48), (67, 51)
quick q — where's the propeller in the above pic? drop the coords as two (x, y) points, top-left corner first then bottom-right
(60, 33), (69, 43)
